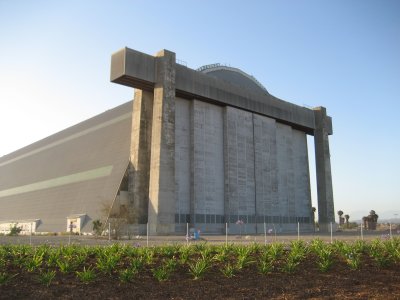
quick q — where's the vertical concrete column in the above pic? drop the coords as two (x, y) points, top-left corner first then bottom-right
(148, 50), (176, 234)
(128, 89), (153, 224)
(313, 107), (334, 232)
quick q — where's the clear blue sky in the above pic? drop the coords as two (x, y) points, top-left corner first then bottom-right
(1, 0), (399, 220)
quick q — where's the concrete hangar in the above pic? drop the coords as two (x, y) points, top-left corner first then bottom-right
(0, 47), (334, 235)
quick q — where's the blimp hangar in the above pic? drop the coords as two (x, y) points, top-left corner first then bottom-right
(0, 47), (334, 234)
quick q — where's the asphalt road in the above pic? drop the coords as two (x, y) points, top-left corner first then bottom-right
(0, 230), (398, 246)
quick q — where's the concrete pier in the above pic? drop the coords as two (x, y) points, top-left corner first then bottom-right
(313, 107), (334, 232)
(128, 89), (153, 224)
(148, 50), (176, 234)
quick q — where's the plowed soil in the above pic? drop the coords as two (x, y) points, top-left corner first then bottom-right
(1, 256), (399, 300)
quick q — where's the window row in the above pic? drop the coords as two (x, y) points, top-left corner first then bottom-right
(175, 214), (311, 224)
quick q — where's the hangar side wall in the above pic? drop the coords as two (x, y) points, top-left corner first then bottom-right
(0, 102), (132, 232)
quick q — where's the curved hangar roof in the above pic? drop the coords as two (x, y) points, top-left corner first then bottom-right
(197, 63), (268, 95)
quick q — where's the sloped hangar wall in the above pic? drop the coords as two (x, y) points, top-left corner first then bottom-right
(174, 97), (313, 233)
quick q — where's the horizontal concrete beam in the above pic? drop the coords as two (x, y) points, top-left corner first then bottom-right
(110, 47), (332, 135)
(111, 48), (155, 91)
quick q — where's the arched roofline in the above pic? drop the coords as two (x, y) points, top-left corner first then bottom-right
(197, 63), (268, 93)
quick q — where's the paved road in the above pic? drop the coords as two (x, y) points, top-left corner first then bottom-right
(0, 230), (398, 246)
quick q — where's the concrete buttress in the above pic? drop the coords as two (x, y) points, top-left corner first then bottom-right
(128, 89), (153, 224)
(148, 50), (176, 234)
(313, 107), (334, 232)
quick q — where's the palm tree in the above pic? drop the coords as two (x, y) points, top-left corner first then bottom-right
(369, 210), (379, 230)
(344, 214), (350, 228)
(337, 210), (344, 227)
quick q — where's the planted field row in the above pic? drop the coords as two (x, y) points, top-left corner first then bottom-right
(0, 239), (399, 286)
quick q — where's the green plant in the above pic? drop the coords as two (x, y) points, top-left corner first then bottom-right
(258, 260), (273, 275)
(221, 263), (236, 278)
(130, 257), (144, 271)
(157, 245), (179, 258)
(236, 253), (254, 270)
(281, 242), (307, 273)
(346, 253), (361, 270)
(46, 250), (59, 267)
(369, 240), (393, 268)
(8, 224), (22, 236)
(179, 246), (192, 264)
(282, 257), (300, 273)
(119, 268), (137, 283)
(317, 255), (333, 272)
(76, 266), (96, 283)
(311, 242), (334, 272)
(38, 270), (56, 287)
(152, 266), (170, 281)
(339, 243), (362, 270)
(24, 252), (44, 272)
(193, 242), (208, 253)
(188, 258), (211, 280)
(0, 272), (18, 285)
(164, 258), (178, 271)
(57, 259), (73, 273)
(289, 240), (308, 260)
(0, 257), (6, 269)
(234, 246), (254, 270)
(140, 248), (155, 265)
(353, 240), (367, 253)
(213, 245), (232, 263)
(200, 247), (214, 261)
(92, 219), (103, 236)
(268, 243), (284, 260)
(96, 253), (120, 275)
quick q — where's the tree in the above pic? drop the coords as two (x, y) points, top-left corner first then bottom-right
(8, 224), (22, 236)
(100, 200), (129, 240)
(337, 210), (344, 227)
(344, 214), (350, 228)
(363, 210), (379, 230)
(312, 207), (317, 232)
(92, 220), (103, 236)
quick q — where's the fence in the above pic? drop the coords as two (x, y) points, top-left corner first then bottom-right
(1, 222), (399, 247)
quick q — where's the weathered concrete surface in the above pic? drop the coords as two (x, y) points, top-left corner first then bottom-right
(292, 129), (312, 219)
(192, 100), (225, 222)
(148, 50), (176, 234)
(175, 98), (191, 220)
(128, 90), (153, 224)
(224, 107), (256, 221)
(111, 48), (155, 91)
(276, 123), (295, 218)
(111, 47), (318, 134)
(314, 107), (335, 232)
(253, 114), (278, 220)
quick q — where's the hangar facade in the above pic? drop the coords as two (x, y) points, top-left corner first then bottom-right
(0, 47), (334, 234)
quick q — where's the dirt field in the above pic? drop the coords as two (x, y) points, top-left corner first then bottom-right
(1, 232), (400, 299)
(1, 252), (399, 299)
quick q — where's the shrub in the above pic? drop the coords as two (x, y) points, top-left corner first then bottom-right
(188, 258), (211, 280)
(92, 220), (103, 236)
(8, 224), (22, 236)
(38, 270), (56, 287)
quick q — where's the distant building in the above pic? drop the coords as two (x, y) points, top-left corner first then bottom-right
(0, 48), (334, 234)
